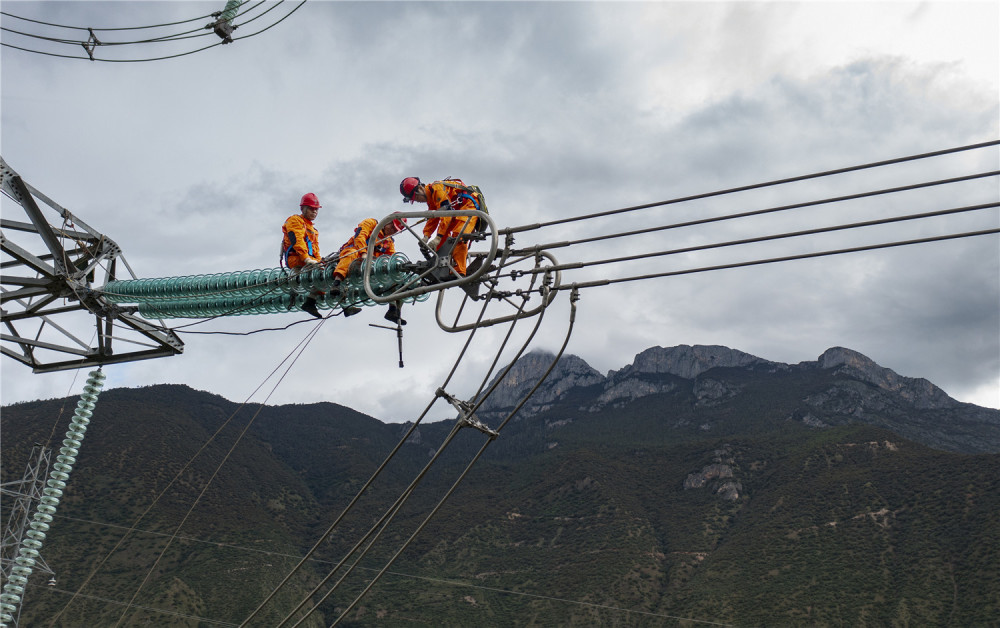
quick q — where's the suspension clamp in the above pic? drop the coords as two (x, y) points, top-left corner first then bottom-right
(435, 388), (498, 439)
(81, 28), (101, 61)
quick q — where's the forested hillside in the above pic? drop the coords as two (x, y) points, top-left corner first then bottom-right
(3, 347), (998, 626)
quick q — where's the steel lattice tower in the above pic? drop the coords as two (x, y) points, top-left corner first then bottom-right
(0, 446), (56, 627)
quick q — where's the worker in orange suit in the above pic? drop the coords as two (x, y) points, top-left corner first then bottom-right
(281, 192), (324, 318)
(399, 177), (478, 276)
(330, 215), (408, 324)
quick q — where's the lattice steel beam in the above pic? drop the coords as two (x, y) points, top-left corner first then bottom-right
(1, 156), (183, 372)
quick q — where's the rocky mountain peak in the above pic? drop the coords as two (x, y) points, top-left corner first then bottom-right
(475, 344), (995, 452)
(813, 347), (957, 409)
(819, 346), (880, 371)
(609, 344), (770, 380)
(501, 351), (602, 388)
(481, 351), (603, 413)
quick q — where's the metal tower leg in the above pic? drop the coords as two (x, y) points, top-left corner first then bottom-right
(0, 446), (56, 628)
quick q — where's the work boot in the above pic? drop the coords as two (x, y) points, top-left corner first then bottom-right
(301, 297), (322, 319)
(384, 304), (407, 326)
(343, 306), (362, 317)
(329, 279), (342, 297)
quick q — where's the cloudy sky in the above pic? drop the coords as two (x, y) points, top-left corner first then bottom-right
(2, 1), (998, 422)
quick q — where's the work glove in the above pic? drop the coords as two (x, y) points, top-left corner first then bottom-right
(428, 235), (442, 250)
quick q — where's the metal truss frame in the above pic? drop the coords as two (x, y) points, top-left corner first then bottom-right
(1, 156), (183, 373)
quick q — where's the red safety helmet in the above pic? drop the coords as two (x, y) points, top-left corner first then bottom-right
(384, 213), (408, 235)
(300, 192), (321, 209)
(399, 177), (421, 202)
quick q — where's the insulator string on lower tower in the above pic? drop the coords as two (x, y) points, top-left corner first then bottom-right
(0, 370), (106, 628)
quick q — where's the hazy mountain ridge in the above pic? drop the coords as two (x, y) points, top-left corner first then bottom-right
(478, 344), (999, 454)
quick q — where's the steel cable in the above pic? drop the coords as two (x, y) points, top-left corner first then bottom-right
(110, 315), (329, 627)
(0, 23), (213, 45)
(248, 284), (507, 627)
(0, 0), (305, 62)
(49, 318), (328, 626)
(516, 170), (999, 254)
(0, 9), (219, 31)
(563, 228), (1000, 290)
(287, 293), (548, 627)
(326, 290), (577, 627)
(49, 512), (732, 626)
(503, 140), (999, 234)
(275, 287), (548, 627)
(516, 201), (999, 276)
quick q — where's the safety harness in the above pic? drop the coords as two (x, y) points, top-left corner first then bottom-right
(440, 179), (489, 234)
(280, 229), (317, 269)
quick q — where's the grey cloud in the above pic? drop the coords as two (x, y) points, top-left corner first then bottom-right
(2, 1), (996, 413)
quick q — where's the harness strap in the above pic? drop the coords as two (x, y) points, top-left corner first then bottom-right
(281, 232), (296, 268)
(455, 192), (480, 211)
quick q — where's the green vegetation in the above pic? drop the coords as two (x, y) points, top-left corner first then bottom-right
(2, 381), (998, 626)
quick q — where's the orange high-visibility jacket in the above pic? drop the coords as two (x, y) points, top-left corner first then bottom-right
(281, 214), (321, 268)
(333, 218), (397, 278)
(422, 180), (478, 275)
(421, 180), (479, 241)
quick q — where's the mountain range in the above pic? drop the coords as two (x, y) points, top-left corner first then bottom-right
(470, 344), (999, 454)
(2, 344), (998, 626)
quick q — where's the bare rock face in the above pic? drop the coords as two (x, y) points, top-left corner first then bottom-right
(473, 344), (999, 453)
(588, 379), (677, 411)
(814, 347), (959, 410)
(480, 352), (604, 415)
(609, 345), (770, 380)
(694, 378), (744, 407)
(683, 463), (734, 489)
(684, 446), (744, 500)
(716, 481), (743, 501)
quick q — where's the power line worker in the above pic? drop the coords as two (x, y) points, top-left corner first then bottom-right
(330, 215), (408, 324)
(281, 192), (324, 318)
(399, 177), (479, 276)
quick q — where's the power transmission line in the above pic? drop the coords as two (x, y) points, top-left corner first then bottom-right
(503, 140), (999, 233)
(0, 1), (306, 62)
